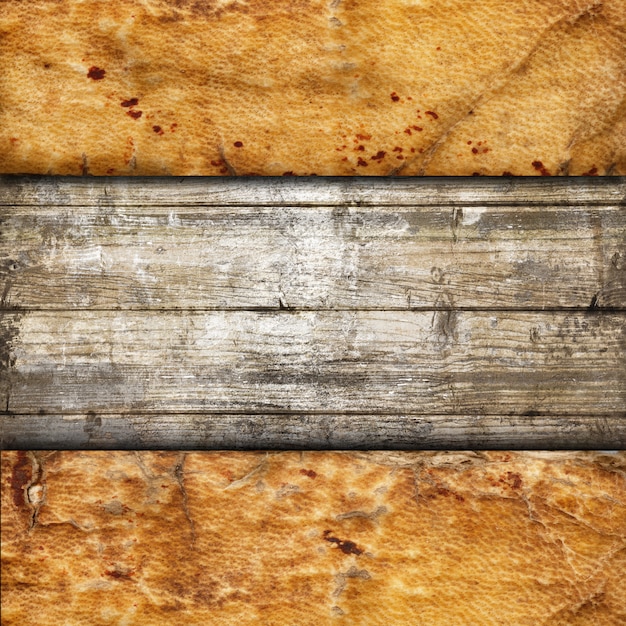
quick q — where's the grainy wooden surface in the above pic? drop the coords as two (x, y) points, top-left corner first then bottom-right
(1, 176), (625, 449)
(2, 205), (625, 311)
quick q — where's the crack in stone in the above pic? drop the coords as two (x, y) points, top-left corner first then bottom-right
(332, 566), (371, 598)
(174, 452), (196, 546)
(335, 506), (387, 522)
(223, 457), (268, 491)
(26, 452), (45, 532)
(218, 144), (238, 176)
(394, 0), (608, 176)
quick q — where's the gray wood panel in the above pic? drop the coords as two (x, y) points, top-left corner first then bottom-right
(1, 176), (625, 207)
(2, 205), (624, 311)
(3, 413), (624, 450)
(3, 310), (624, 416)
(1, 176), (624, 449)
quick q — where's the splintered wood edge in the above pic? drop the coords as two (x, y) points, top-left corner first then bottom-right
(2, 414), (625, 450)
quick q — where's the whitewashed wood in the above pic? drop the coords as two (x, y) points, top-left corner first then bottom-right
(1, 176), (625, 207)
(2, 205), (624, 310)
(3, 311), (624, 416)
(2, 413), (624, 450)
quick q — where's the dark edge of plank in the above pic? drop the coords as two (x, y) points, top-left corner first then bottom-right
(2, 413), (624, 451)
(1, 175), (625, 207)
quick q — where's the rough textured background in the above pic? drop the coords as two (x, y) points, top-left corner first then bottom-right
(1, 0), (625, 176)
(2, 451), (626, 625)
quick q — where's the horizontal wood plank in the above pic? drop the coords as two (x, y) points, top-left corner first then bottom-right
(1, 176), (625, 207)
(2, 205), (624, 310)
(2, 413), (624, 450)
(2, 311), (624, 416)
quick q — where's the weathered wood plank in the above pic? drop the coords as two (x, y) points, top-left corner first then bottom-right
(2, 413), (624, 450)
(2, 205), (624, 310)
(1, 176), (625, 207)
(2, 311), (624, 416)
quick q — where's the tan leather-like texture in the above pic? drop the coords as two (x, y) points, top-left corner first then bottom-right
(2, 451), (625, 624)
(0, 0), (625, 176)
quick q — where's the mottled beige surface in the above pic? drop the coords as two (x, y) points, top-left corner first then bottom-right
(2, 451), (626, 624)
(0, 0), (625, 175)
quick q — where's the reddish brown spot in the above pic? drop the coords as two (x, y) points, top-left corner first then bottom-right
(392, 146), (403, 153)
(407, 96), (413, 100)
(506, 472), (523, 489)
(472, 172), (482, 176)
(370, 150), (386, 161)
(9, 137), (18, 144)
(120, 98), (139, 108)
(502, 171), (515, 177)
(170, 123), (178, 132)
(323, 530), (363, 555)
(357, 157), (368, 167)
(356, 145), (365, 151)
(210, 160), (223, 167)
(356, 133), (371, 141)
(390, 92), (400, 102)
(10, 452), (31, 508)
(396, 155), (404, 160)
(467, 141), (472, 145)
(87, 66), (106, 80)
(472, 147), (479, 154)
(531, 161), (551, 176)
(104, 569), (135, 581)
(404, 128), (412, 135)
(106, 168), (115, 174)
(411, 125), (423, 132)
(410, 147), (415, 153)
(219, 168), (228, 174)
(233, 141), (243, 148)
(282, 171), (295, 176)
(582, 166), (598, 176)
(341, 156), (348, 162)
(436, 46), (441, 51)
(300, 469), (317, 478)
(425, 111), (439, 120)
(127, 110), (143, 120)
(152, 125), (164, 135)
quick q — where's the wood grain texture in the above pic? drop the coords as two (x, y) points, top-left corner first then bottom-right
(1, 177), (624, 449)
(2, 414), (625, 450)
(2, 204), (625, 311)
(2, 310), (624, 416)
(1, 176), (625, 207)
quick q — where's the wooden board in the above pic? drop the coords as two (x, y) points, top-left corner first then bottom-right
(2, 204), (625, 311)
(1, 177), (625, 449)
